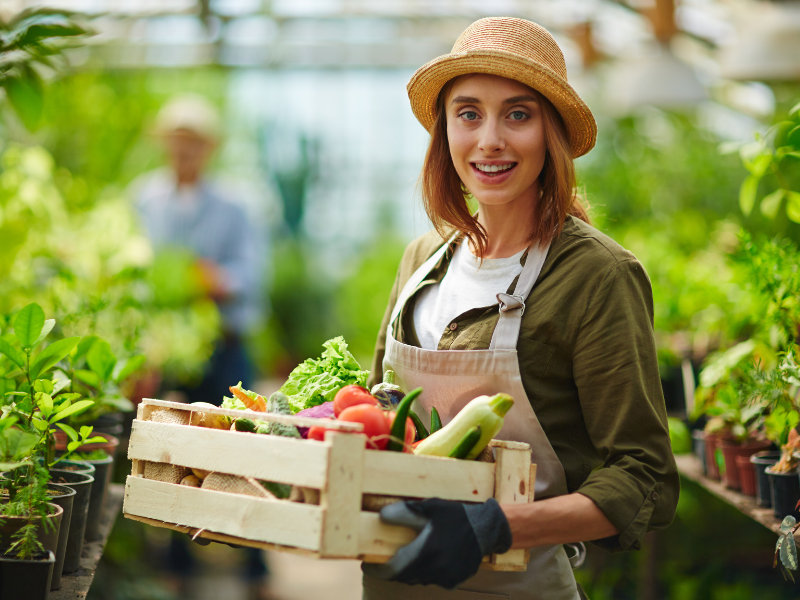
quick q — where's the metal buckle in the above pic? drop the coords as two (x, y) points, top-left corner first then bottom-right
(496, 293), (525, 313)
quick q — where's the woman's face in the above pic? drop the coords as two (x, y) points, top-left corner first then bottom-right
(445, 74), (546, 209)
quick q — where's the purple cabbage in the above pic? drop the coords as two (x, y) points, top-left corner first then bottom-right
(295, 401), (335, 438)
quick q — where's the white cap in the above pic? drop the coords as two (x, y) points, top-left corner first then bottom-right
(154, 94), (222, 141)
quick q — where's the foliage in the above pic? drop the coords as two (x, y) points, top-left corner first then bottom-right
(620, 221), (762, 369)
(0, 302), (118, 559)
(0, 144), (220, 385)
(334, 236), (406, 365)
(733, 102), (800, 227)
(0, 7), (89, 131)
(775, 515), (800, 581)
(581, 112), (744, 236)
(736, 233), (800, 350)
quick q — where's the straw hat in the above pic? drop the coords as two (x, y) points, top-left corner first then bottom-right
(407, 17), (597, 158)
(154, 94), (222, 141)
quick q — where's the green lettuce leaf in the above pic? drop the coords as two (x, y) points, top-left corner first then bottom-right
(280, 336), (369, 413)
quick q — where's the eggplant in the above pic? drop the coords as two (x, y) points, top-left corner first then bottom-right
(371, 370), (405, 408)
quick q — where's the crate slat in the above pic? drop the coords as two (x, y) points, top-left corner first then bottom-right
(490, 446), (531, 569)
(357, 511), (417, 560)
(362, 451), (495, 502)
(141, 398), (363, 432)
(124, 476), (323, 550)
(319, 432), (365, 557)
(128, 420), (330, 488)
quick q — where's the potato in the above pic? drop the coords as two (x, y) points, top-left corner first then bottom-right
(189, 402), (231, 430)
(180, 474), (201, 487)
(192, 467), (210, 480)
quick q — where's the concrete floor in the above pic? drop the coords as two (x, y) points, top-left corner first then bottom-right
(180, 547), (363, 600)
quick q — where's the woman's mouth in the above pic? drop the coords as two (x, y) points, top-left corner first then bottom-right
(471, 162), (517, 183)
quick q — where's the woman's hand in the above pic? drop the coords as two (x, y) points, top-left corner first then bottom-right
(361, 498), (512, 589)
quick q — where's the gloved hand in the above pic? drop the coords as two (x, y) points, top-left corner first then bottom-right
(361, 498), (512, 589)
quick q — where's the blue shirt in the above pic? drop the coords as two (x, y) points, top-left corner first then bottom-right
(133, 170), (265, 335)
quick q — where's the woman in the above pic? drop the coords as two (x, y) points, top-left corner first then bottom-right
(362, 17), (679, 600)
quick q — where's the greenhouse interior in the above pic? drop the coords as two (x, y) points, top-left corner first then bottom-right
(1, 0), (800, 599)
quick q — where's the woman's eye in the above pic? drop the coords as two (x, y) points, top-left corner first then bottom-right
(460, 111), (479, 121)
(509, 111), (528, 121)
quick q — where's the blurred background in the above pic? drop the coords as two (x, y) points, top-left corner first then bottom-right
(1, 0), (800, 598)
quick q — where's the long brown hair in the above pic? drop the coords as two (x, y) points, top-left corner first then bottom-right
(419, 79), (589, 258)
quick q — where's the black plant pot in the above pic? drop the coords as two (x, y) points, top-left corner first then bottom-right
(752, 451), (781, 508)
(79, 453), (113, 541)
(49, 458), (95, 477)
(766, 466), (800, 520)
(88, 412), (125, 437)
(50, 470), (94, 573)
(0, 550), (55, 600)
(44, 483), (74, 590)
(0, 502), (63, 578)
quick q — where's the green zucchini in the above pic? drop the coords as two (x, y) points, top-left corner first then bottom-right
(413, 393), (514, 460)
(448, 426), (481, 459)
(430, 407), (443, 433)
(261, 480), (292, 499)
(409, 412), (429, 440)
(387, 387), (422, 452)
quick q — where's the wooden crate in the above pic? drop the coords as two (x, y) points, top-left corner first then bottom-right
(123, 399), (537, 570)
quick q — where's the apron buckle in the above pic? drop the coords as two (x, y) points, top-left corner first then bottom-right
(497, 293), (526, 313)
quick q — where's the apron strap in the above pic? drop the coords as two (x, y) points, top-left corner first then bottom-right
(489, 241), (551, 350)
(388, 234), (457, 337)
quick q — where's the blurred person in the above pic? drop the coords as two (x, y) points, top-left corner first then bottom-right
(131, 94), (272, 600)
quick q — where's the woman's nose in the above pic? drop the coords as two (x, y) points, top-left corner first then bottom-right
(478, 118), (505, 153)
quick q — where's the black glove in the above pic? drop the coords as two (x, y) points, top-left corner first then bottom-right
(361, 498), (512, 589)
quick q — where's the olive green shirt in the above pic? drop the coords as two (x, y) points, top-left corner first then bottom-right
(369, 216), (679, 553)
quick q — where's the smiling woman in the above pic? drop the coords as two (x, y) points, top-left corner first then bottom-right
(365, 16), (678, 600)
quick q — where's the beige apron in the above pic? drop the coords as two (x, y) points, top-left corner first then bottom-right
(362, 239), (580, 600)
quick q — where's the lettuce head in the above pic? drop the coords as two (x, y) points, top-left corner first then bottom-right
(280, 336), (369, 413)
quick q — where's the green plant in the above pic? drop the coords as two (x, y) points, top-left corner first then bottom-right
(0, 302), (111, 560)
(0, 7), (89, 131)
(736, 233), (800, 350)
(0, 144), (220, 385)
(735, 102), (800, 225)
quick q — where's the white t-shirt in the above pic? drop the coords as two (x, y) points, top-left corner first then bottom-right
(413, 241), (525, 350)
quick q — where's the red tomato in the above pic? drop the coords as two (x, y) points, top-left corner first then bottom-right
(307, 426), (329, 441)
(333, 385), (378, 417)
(384, 411), (415, 452)
(338, 404), (391, 450)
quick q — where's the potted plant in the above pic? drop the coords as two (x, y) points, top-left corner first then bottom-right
(0, 303), (108, 592)
(700, 379), (770, 491)
(766, 428), (800, 520)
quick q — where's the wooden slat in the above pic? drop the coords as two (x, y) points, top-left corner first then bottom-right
(319, 432), (365, 557)
(128, 420), (330, 488)
(357, 510), (417, 559)
(125, 513), (324, 559)
(141, 398), (364, 432)
(362, 451), (495, 501)
(489, 439), (531, 451)
(491, 447), (531, 569)
(123, 476), (323, 550)
(528, 464), (537, 503)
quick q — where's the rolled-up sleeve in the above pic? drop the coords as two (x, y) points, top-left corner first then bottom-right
(573, 258), (679, 553)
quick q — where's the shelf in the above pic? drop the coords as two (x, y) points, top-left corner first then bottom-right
(675, 454), (793, 538)
(50, 483), (124, 600)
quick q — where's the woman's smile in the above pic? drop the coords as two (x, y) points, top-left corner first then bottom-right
(471, 161), (519, 184)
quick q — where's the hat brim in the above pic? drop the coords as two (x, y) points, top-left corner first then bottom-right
(407, 49), (597, 158)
